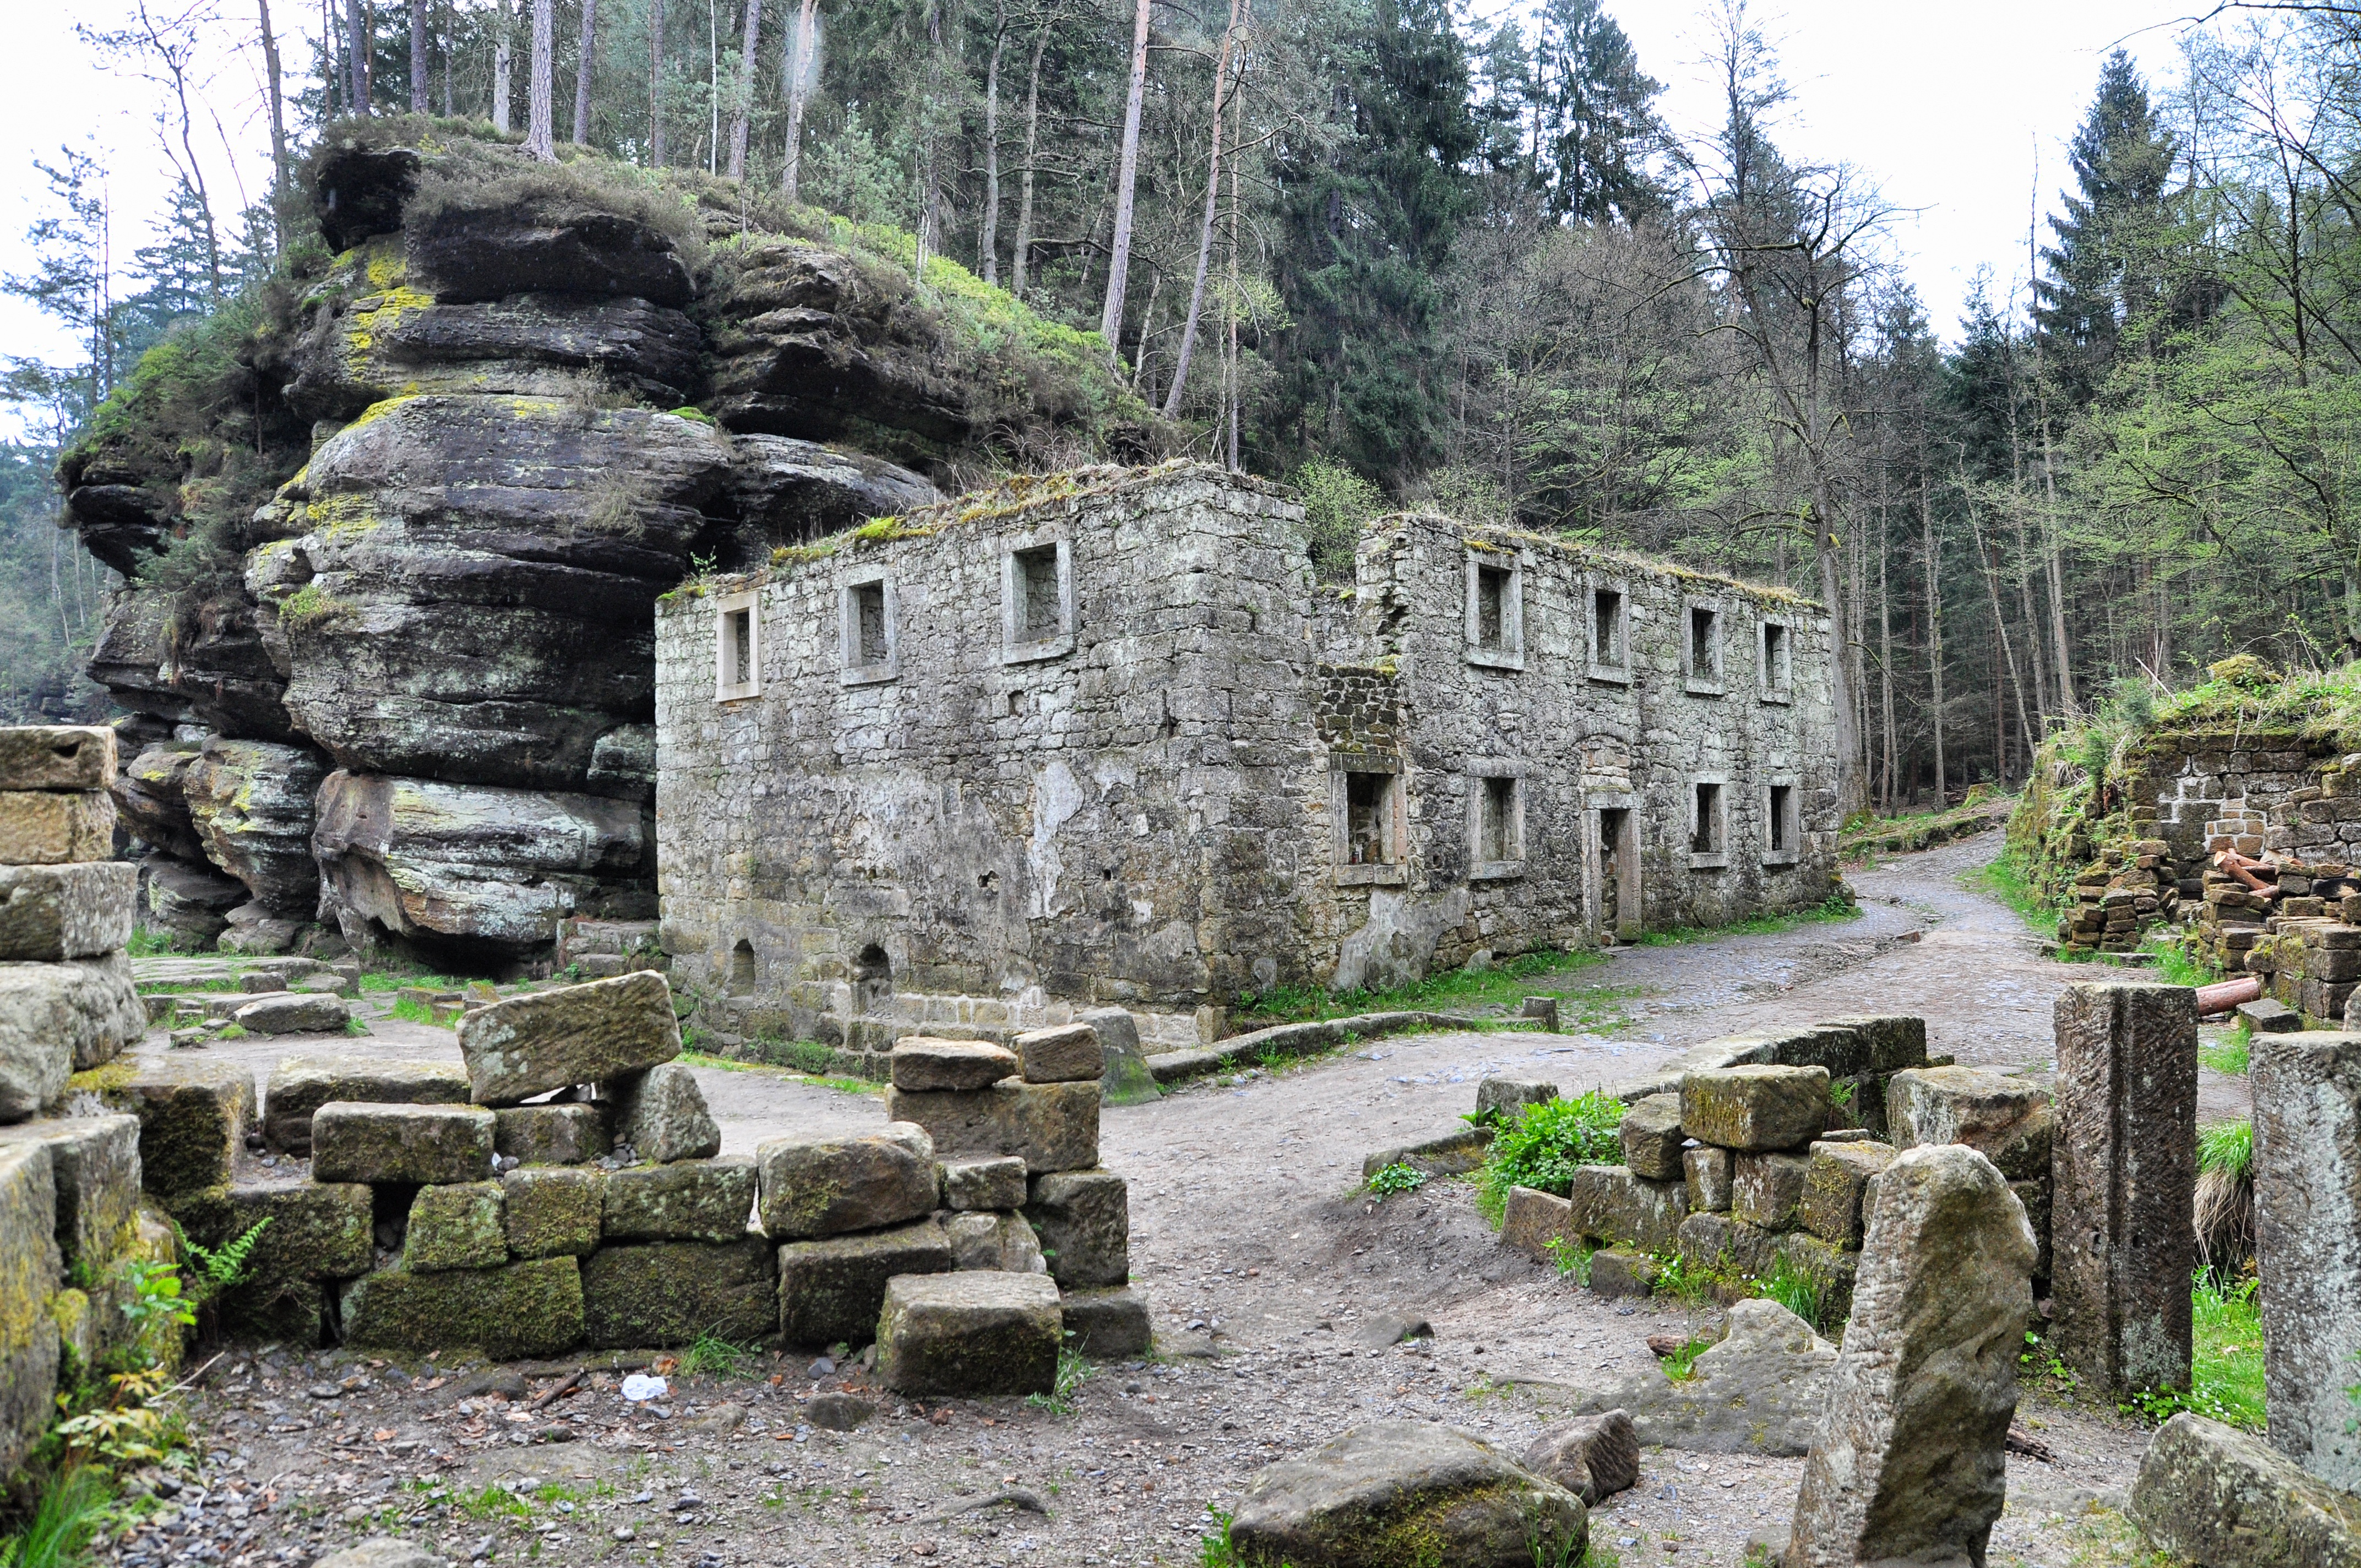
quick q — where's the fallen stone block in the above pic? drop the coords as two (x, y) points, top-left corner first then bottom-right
(341, 1255), (585, 1360)
(601, 1156), (757, 1243)
(1786, 1144), (2036, 1568)
(1748, 1023), (1872, 1079)
(776, 1216), (953, 1347)
(1499, 1186), (1574, 1261)
(494, 1103), (611, 1166)
(580, 1238), (776, 1347)
(889, 1037), (1018, 1092)
(0, 861), (135, 961)
(1732, 1151), (1810, 1232)
(1025, 1168), (1128, 1288)
(173, 1178), (372, 1343)
(0, 1113), (140, 1272)
(1619, 1092), (1686, 1180)
(1799, 1140), (1895, 1248)
(1816, 1015), (1928, 1075)
(2235, 997), (2302, 1034)
(885, 1080), (1099, 1173)
(1682, 1066), (1829, 1152)
(233, 993), (353, 1036)
(1676, 1211), (1780, 1285)
(756, 1124), (937, 1239)
(1565, 1164), (1688, 1253)
(1060, 1284), (1151, 1358)
(4, 953), (144, 1100)
(263, 1057), (471, 1154)
(1013, 1022), (1102, 1085)
(877, 1271), (1063, 1397)
(1079, 1006), (1160, 1106)
(2128, 1411), (2361, 1568)
(458, 970), (681, 1104)
(945, 1211), (1046, 1273)
(940, 1155), (1027, 1212)
(1228, 1421), (1586, 1568)
(1359, 1123), (1493, 1182)
(0, 726), (116, 792)
(607, 1061), (719, 1162)
(0, 789), (115, 865)
(1565, 1299), (1835, 1456)
(1885, 1065), (2053, 1181)
(1523, 1410), (1639, 1505)
(405, 1181), (506, 1271)
(87, 1058), (254, 1201)
(2054, 982), (2197, 1397)
(1684, 1145), (1733, 1212)
(311, 1102), (495, 1187)
(1585, 1246), (1658, 1300)
(1476, 1078), (1558, 1121)
(503, 1166), (603, 1259)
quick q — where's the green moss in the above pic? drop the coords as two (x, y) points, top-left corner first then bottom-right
(342, 1255), (586, 1359)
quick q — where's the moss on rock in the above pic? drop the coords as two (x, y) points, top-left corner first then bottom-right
(342, 1255), (584, 1359)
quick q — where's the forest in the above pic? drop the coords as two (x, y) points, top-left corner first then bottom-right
(7, 0), (2360, 820)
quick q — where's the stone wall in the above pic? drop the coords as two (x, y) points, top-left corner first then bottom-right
(654, 464), (1838, 1048)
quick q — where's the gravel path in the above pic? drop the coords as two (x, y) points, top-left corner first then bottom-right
(123, 827), (2191, 1568)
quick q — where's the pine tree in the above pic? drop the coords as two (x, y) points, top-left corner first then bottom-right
(1530, 0), (1660, 224)
(2035, 49), (2177, 406)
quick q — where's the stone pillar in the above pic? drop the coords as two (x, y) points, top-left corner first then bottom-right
(2050, 981), (2196, 1396)
(1786, 1145), (2036, 1568)
(2251, 1032), (2361, 1488)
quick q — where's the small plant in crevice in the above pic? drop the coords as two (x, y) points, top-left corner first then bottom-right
(1026, 1339), (1092, 1414)
(164, 1216), (270, 1340)
(1658, 1336), (1714, 1383)
(1543, 1234), (1593, 1286)
(1365, 1162), (1428, 1199)
(1755, 1254), (1827, 1332)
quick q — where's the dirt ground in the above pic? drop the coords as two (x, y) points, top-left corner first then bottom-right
(112, 829), (2217, 1568)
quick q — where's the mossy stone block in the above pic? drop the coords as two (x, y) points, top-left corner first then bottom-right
(172, 1178), (372, 1344)
(503, 1166), (602, 1259)
(877, 1271), (1061, 1396)
(579, 1239), (776, 1348)
(405, 1182), (506, 1271)
(0, 1142), (62, 1356)
(493, 1103), (610, 1166)
(1680, 1066), (1830, 1152)
(601, 1155), (756, 1243)
(1800, 1140), (1896, 1248)
(341, 1255), (584, 1360)
(0, 1112), (140, 1273)
(311, 1102), (495, 1186)
(754, 1124), (935, 1240)
(776, 1216), (953, 1348)
(1024, 1168), (1128, 1287)
(86, 1059), (253, 1204)
(1059, 1284), (1151, 1358)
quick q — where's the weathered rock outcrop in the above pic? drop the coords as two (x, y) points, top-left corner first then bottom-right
(711, 434), (938, 566)
(182, 738), (329, 916)
(113, 742), (206, 861)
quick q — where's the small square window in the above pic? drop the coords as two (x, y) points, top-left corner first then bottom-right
(1003, 540), (1074, 663)
(714, 590), (760, 701)
(1471, 774), (1522, 877)
(1765, 781), (1799, 865)
(1761, 620), (1792, 699)
(1464, 552), (1524, 669)
(1595, 589), (1624, 665)
(1685, 602), (1724, 694)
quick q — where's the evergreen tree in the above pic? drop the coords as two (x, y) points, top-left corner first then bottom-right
(1530, 0), (1660, 224)
(2036, 49), (2177, 406)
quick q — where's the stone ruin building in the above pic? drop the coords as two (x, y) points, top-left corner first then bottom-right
(655, 462), (1841, 1052)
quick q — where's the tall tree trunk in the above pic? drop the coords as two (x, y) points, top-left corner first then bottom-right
(493, 0), (513, 132)
(1967, 499), (2033, 785)
(324, 0), (341, 115)
(780, 0), (817, 200)
(2005, 404), (2050, 732)
(347, 0), (371, 112)
(2038, 419), (2076, 714)
(411, 0), (428, 110)
(573, 0), (598, 144)
(1097, 0), (1152, 356)
(441, 0), (453, 113)
(526, 0), (556, 159)
(1010, 21), (1045, 297)
(648, 0), (666, 164)
(727, 0), (761, 176)
(1879, 514), (1896, 812)
(257, 0), (290, 252)
(1923, 470), (1945, 803)
(978, 1), (1007, 284)
(1161, 0), (1242, 418)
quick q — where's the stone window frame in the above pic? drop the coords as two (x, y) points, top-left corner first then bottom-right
(1586, 573), (1632, 685)
(1465, 759), (1527, 881)
(1588, 792), (1642, 939)
(1332, 753), (1408, 888)
(838, 567), (900, 687)
(713, 587), (761, 703)
(1002, 537), (1076, 665)
(1758, 614), (1794, 705)
(1464, 548), (1525, 672)
(1689, 770), (1731, 869)
(1683, 597), (1726, 697)
(1762, 775), (1800, 866)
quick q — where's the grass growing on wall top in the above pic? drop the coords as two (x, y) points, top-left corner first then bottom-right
(1234, 946), (1624, 1026)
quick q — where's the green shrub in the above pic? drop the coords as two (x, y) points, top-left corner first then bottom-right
(1366, 1162), (1428, 1198)
(1476, 1092), (1625, 1222)
(1292, 459), (1384, 582)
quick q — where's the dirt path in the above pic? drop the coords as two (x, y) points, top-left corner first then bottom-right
(135, 829), (2190, 1568)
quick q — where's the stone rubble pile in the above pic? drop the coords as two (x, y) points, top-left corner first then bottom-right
(2053, 835), (2178, 955)
(0, 725), (177, 1471)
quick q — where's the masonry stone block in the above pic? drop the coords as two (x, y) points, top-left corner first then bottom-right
(458, 969), (680, 1104)
(1080, 1007), (1160, 1106)
(944, 1211), (1046, 1273)
(776, 1215), (954, 1347)
(1013, 1022), (1103, 1084)
(602, 1155), (757, 1243)
(1059, 1284), (1152, 1358)
(1817, 1015), (1928, 1075)
(1476, 1079), (1558, 1120)
(404, 1182), (507, 1271)
(1565, 1164), (1688, 1253)
(0, 726), (115, 791)
(312, 1102), (495, 1187)
(1684, 1146), (1733, 1212)
(503, 1166), (603, 1258)
(940, 1155), (1028, 1211)
(341, 1255), (585, 1359)
(0, 862), (135, 961)
(1618, 1092), (1685, 1180)
(1025, 1168), (1129, 1287)
(1886, 1065), (2053, 1180)
(264, 1057), (471, 1153)
(493, 1103), (611, 1166)
(889, 1037), (1018, 1092)
(756, 1123), (937, 1239)
(2051, 982), (2197, 1396)
(173, 1178), (372, 1343)
(1500, 1186), (1575, 1261)
(93, 1058), (254, 1202)
(1681, 1066), (1829, 1152)
(1677, 1211), (1778, 1283)
(606, 1060), (719, 1162)
(0, 790), (115, 864)
(2251, 1032), (2361, 1489)
(1799, 1140), (1895, 1249)
(580, 1238), (776, 1347)
(877, 1271), (1062, 1397)
(1732, 1151), (1810, 1232)
(4, 954), (143, 1103)
(0, 1113), (140, 1271)
(885, 1080), (1100, 1173)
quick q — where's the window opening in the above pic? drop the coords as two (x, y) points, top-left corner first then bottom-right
(1690, 606), (1718, 680)
(1599, 807), (1629, 928)
(1475, 565), (1509, 651)
(850, 582), (888, 667)
(852, 944), (893, 1015)
(1769, 784), (1794, 854)
(1016, 545), (1062, 640)
(1762, 622), (1791, 691)
(1345, 772), (1395, 865)
(1594, 588), (1624, 666)
(1693, 782), (1723, 853)
(727, 939), (756, 996)
(1479, 776), (1519, 863)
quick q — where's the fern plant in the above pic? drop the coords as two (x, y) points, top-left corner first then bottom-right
(168, 1217), (271, 1308)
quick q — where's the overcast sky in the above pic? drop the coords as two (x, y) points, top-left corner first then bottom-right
(0, 0), (2201, 416)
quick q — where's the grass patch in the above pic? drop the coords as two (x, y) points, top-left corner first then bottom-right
(1474, 1092), (1625, 1224)
(357, 968), (467, 993)
(2152, 938), (2223, 988)
(2123, 1273), (2266, 1431)
(0, 1466), (113, 1568)
(1660, 1336), (1714, 1382)
(1542, 1235), (1594, 1284)
(388, 996), (452, 1029)
(453, 1484), (534, 1521)
(1626, 890), (1861, 947)
(1754, 1253), (1827, 1332)
(2200, 1027), (2250, 1076)
(1234, 947), (1618, 1025)
(1973, 851), (2074, 936)
(2199, 1119), (2254, 1181)
(681, 1332), (755, 1379)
